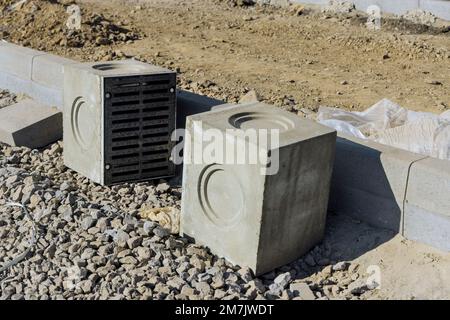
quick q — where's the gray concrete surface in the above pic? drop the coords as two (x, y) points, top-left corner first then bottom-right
(31, 54), (77, 107)
(328, 134), (426, 232)
(63, 61), (104, 184)
(292, 0), (450, 21)
(0, 41), (43, 80)
(181, 102), (336, 275)
(404, 157), (450, 251)
(420, 0), (450, 20)
(0, 41), (77, 108)
(0, 99), (62, 149)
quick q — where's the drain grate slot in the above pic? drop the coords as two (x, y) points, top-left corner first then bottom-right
(113, 90), (140, 98)
(142, 106), (169, 113)
(112, 170), (140, 178)
(112, 109), (140, 115)
(111, 152), (140, 160)
(111, 100), (140, 107)
(112, 135), (139, 142)
(104, 73), (176, 184)
(142, 97), (170, 105)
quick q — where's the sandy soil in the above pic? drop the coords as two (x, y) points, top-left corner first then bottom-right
(323, 214), (450, 299)
(0, 0), (449, 299)
(1, 0), (449, 113)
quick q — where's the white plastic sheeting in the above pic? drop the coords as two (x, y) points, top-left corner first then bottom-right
(318, 99), (450, 160)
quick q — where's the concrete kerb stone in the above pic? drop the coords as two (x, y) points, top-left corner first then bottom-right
(0, 99), (62, 149)
(330, 133), (450, 252)
(31, 54), (77, 108)
(328, 133), (427, 232)
(349, 0), (420, 15)
(419, 0), (450, 21)
(0, 42), (77, 108)
(291, 0), (450, 21)
(404, 157), (450, 251)
(32, 54), (76, 90)
(0, 72), (32, 99)
(0, 41), (44, 80)
(181, 102), (336, 275)
(0, 42), (35, 99)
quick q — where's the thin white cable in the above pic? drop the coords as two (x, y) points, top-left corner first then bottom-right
(0, 202), (37, 274)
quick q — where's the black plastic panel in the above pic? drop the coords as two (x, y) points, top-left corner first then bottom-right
(103, 73), (176, 184)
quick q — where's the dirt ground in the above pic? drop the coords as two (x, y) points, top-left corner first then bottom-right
(1, 0), (450, 300)
(323, 213), (450, 299)
(1, 0), (449, 113)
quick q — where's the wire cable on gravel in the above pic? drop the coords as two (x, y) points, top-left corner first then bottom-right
(0, 202), (38, 276)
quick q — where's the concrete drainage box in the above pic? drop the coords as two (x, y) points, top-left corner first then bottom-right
(63, 60), (177, 185)
(181, 102), (336, 275)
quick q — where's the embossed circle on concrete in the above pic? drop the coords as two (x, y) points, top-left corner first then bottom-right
(92, 63), (149, 73)
(198, 164), (245, 227)
(70, 96), (95, 150)
(229, 111), (295, 133)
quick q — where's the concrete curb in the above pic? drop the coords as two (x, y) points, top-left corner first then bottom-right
(404, 157), (450, 251)
(0, 41), (76, 108)
(291, 0), (450, 21)
(0, 99), (62, 149)
(328, 133), (427, 232)
(330, 133), (450, 252)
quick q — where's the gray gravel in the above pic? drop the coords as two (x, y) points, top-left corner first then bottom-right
(0, 80), (378, 300)
(0, 89), (18, 109)
(0, 141), (378, 300)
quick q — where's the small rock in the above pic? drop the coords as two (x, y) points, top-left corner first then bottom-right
(57, 204), (73, 222)
(115, 230), (130, 248)
(136, 247), (151, 261)
(153, 226), (170, 238)
(156, 183), (170, 193)
(348, 263), (359, 273)
(238, 89), (261, 104)
(143, 221), (156, 235)
(120, 256), (138, 265)
(322, 265), (333, 276)
(237, 267), (254, 283)
(59, 182), (73, 192)
(333, 261), (350, 272)
(290, 282), (316, 300)
(127, 236), (142, 249)
(194, 281), (212, 297)
(81, 216), (95, 230)
(426, 80), (443, 86)
(248, 279), (266, 293)
(273, 272), (291, 289)
(181, 285), (196, 297)
(348, 279), (368, 295)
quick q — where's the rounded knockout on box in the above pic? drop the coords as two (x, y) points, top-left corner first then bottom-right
(181, 102), (337, 276)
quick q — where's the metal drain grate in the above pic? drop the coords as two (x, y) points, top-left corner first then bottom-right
(103, 73), (176, 184)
